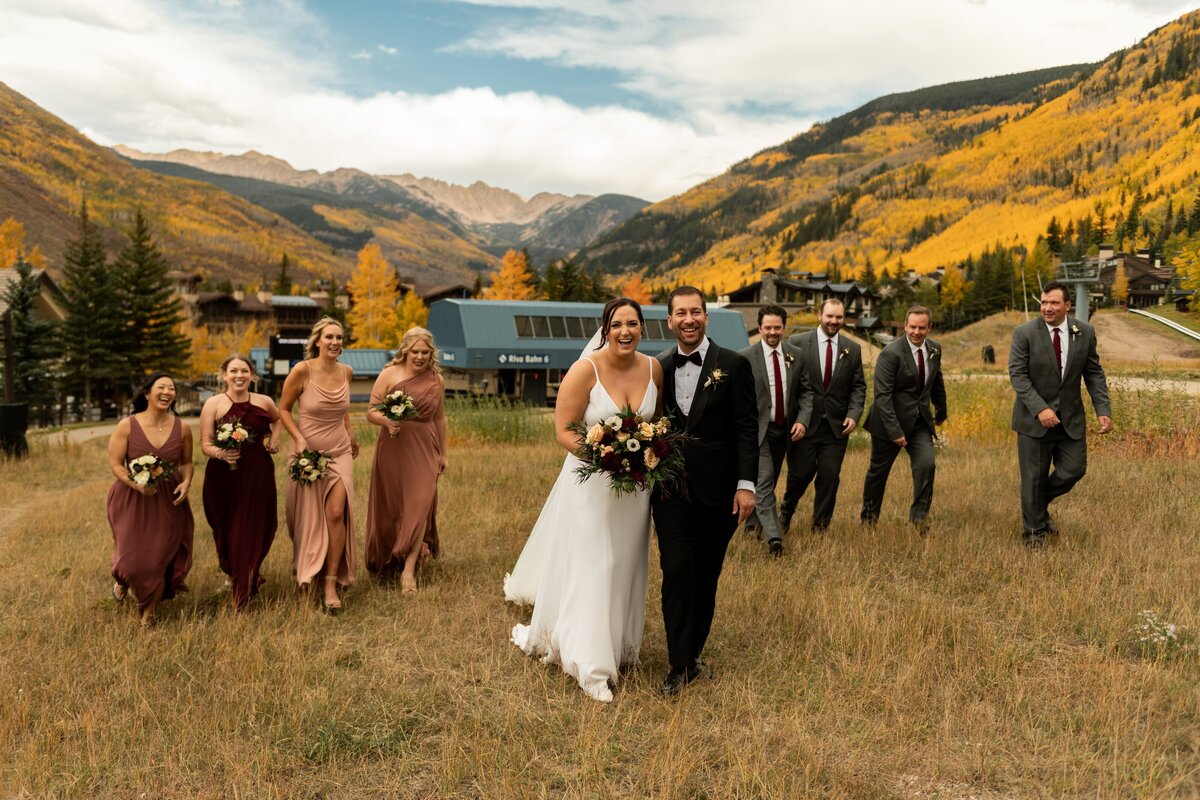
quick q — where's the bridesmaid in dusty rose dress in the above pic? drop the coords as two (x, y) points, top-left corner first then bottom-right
(365, 327), (448, 595)
(199, 354), (282, 610)
(279, 317), (360, 612)
(106, 372), (195, 627)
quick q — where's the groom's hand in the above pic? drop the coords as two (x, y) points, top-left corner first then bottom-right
(789, 422), (806, 441)
(1037, 408), (1061, 428)
(733, 489), (755, 524)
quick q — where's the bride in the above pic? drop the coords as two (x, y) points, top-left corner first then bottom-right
(505, 297), (664, 702)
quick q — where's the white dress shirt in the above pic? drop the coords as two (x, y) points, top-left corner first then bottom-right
(672, 337), (754, 494)
(907, 338), (928, 384)
(1045, 320), (1069, 377)
(760, 339), (787, 421)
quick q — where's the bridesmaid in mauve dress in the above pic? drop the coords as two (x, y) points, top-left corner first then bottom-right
(279, 316), (360, 612)
(106, 372), (195, 627)
(200, 353), (282, 610)
(365, 327), (448, 595)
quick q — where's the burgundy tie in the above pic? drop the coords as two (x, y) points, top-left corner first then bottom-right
(917, 347), (925, 389)
(823, 339), (833, 389)
(772, 350), (785, 426)
(1053, 328), (1062, 373)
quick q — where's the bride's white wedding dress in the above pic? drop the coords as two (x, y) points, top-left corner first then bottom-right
(505, 355), (655, 702)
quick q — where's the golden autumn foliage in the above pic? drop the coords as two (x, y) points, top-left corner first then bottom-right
(0, 217), (47, 270)
(483, 249), (539, 300)
(1111, 265), (1129, 303)
(939, 265), (967, 309)
(183, 320), (268, 380)
(396, 290), (429, 334)
(617, 274), (652, 305)
(346, 244), (400, 348)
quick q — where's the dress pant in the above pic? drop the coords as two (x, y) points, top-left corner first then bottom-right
(1017, 427), (1087, 533)
(749, 422), (789, 543)
(652, 497), (737, 673)
(781, 421), (849, 531)
(860, 421), (936, 524)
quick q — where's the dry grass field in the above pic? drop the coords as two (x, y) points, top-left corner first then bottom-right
(1, 385), (1198, 799)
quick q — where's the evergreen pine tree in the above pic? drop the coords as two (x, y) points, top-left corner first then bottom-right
(59, 201), (123, 418)
(2, 255), (59, 424)
(272, 254), (293, 296)
(112, 209), (190, 388)
(1189, 191), (1200, 237)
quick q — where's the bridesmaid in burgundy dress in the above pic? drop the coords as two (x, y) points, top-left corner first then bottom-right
(200, 353), (282, 610)
(279, 317), (360, 612)
(106, 372), (195, 628)
(365, 327), (447, 595)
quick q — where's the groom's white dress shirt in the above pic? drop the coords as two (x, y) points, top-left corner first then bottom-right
(673, 337), (754, 494)
(907, 338), (929, 384)
(1045, 319), (1069, 378)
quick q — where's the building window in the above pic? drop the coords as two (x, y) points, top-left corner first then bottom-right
(565, 317), (586, 338)
(549, 316), (567, 338)
(515, 315), (533, 338)
(532, 316), (551, 337)
(644, 319), (668, 340)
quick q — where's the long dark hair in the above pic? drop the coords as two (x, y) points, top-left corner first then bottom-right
(132, 372), (178, 414)
(594, 297), (645, 350)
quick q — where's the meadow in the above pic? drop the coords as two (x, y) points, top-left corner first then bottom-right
(0, 385), (1198, 799)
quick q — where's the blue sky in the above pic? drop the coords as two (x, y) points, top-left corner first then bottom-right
(0, 0), (1195, 200)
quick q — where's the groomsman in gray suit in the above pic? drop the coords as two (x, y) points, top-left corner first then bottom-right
(860, 305), (947, 528)
(1008, 281), (1112, 547)
(739, 305), (813, 557)
(780, 298), (866, 534)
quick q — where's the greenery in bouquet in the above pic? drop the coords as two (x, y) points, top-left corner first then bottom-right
(126, 454), (175, 488)
(289, 449), (332, 484)
(568, 407), (689, 496)
(373, 389), (421, 437)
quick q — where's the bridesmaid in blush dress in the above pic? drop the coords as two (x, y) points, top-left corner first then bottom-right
(279, 316), (360, 612)
(106, 372), (195, 628)
(200, 353), (282, 610)
(365, 327), (447, 595)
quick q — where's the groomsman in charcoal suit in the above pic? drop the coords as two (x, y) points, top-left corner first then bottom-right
(780, 298), (866, 534)
(860, 305), (947, 528)
(738, 304), (813, 558)
(654, 286), (758, 696)
(1008, 281), (1111, 547)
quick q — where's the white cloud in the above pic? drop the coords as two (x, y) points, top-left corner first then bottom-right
(351, 50), (372, 60)
(377, 44), (398, 55)
(0, 0), (1193, 201)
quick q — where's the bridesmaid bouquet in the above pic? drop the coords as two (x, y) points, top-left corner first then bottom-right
(289, 449), (332, 484)
(214, 416), (254, 470)
(372, 390), (421, 437)
(127, 454), (175, 488)
(568, 408), (689, 497)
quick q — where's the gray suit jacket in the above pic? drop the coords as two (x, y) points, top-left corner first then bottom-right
(738, 341), (812, 445)
(865, 336), (948, 440)
(788, 330), (866, 436)
(1008, 316), (1110, 439)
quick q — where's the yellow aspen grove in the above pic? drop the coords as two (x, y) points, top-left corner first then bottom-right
(939, 265), (967, 309)
(0, 217), (47, 270)
(618, 274), (652, 305)
(482, 249), (539, 300)
(347, 243), (400, 348)
(396, 290), (429, 334)
(184, 320), (267, 380)
(1111, 265), (1129, 305)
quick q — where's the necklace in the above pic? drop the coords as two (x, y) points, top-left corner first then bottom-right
(145, 412), (171, 431)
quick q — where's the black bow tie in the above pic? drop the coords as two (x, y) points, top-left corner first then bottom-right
(672, 351), (703, 369)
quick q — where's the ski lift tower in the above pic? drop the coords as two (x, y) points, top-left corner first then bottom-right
(1054, 260), (1102, 323)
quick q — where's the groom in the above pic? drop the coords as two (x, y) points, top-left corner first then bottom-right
(653, 286), (758, 697)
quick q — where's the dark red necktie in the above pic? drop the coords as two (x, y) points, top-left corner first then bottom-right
(1053, 328), (1062, 373)
(823, 339), (833, 389)
(772, 350), (785, 426)
(917, 347), (925, 389)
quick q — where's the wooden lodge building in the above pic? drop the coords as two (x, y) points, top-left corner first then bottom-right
(723, 268), (881, 335)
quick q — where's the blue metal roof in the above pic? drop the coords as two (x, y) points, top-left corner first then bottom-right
(271, 295), (319, 307)
(427, 299), (750, 371)
(248, 347), (391, 378)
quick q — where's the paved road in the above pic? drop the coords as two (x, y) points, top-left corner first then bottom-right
(39, 417), (204, 445)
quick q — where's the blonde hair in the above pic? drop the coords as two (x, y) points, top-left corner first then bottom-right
(304, 316), (344, 360)
(390, 327), (441, 374)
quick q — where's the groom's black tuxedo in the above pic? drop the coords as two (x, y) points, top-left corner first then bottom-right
(653, 338), (758, 674)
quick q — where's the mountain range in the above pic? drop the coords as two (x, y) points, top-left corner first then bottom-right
(579, 10), (1200, 294)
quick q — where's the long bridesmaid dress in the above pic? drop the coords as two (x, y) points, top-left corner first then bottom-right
(107, 417), (195, 614)
(202, 399), (277, 609)
(365, 369), (443, 576)
(285, 380), (356, 587)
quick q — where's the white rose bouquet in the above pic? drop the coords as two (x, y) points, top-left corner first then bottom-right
(126, 454), (175, 490)
(289, 449), (333, 484)
(372, 390), (421, 437)
(214, 415), (254, 470)
(568, 407), (690, 497)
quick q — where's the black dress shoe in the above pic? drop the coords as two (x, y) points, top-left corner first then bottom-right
(660, 665), (699, 697)
(1023, 531), (1047, 549)
(693, 658), (713, 680)
(1045, 513), (1059, 535)
(768, 538), (784, 558)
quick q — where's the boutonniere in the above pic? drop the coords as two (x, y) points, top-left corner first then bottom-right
(928, 348), (939, 360)
(784, 352), (795, 367)
(704, 368), (726, 389)
(838, 347), (850, 361)
(1070, 324), (1080, 341)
